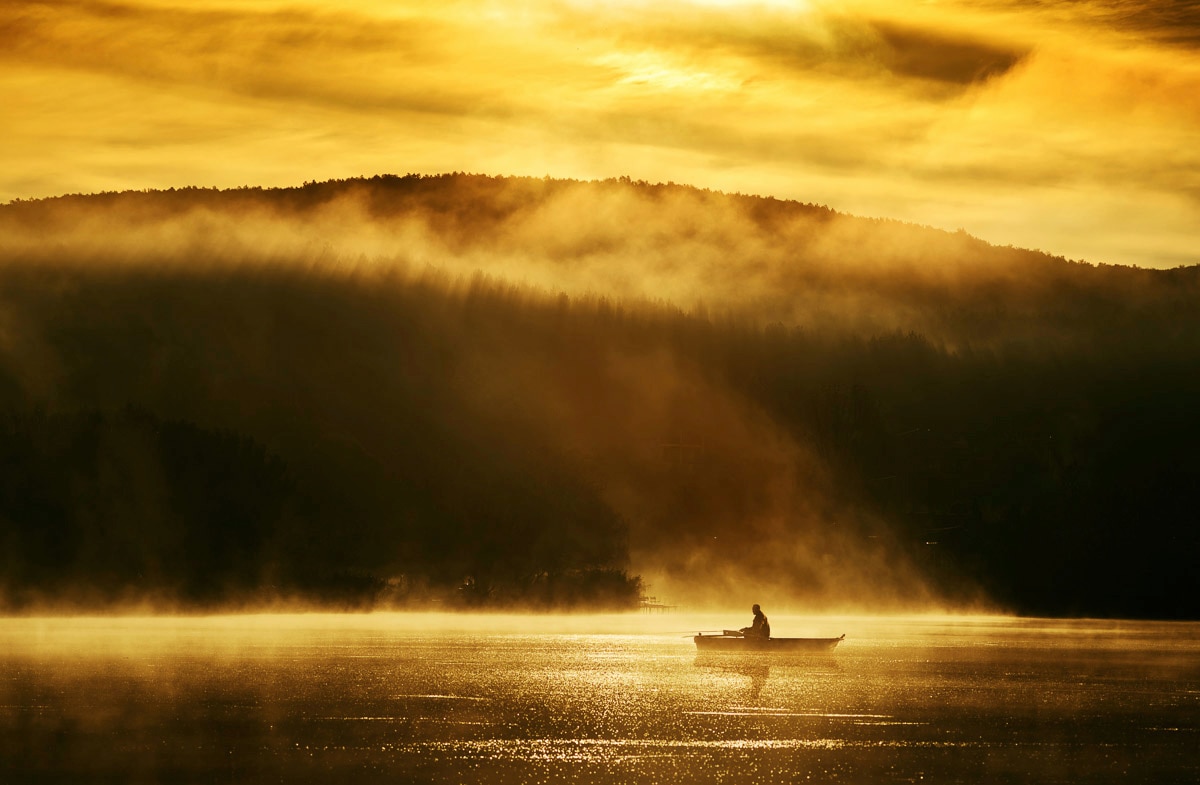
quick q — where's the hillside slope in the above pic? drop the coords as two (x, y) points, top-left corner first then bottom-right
(1, 175), (1197, 616)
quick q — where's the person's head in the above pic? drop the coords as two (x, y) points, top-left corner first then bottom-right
(752, 604), (761, 613)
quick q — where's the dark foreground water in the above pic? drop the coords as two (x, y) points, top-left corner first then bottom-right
(2, 614), (1197, 784)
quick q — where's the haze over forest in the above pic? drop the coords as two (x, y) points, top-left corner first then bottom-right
(1, 174), (1197, 618)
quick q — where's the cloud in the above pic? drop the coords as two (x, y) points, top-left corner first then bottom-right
(0, 0), (514, 117)
(586, 5), (1030, 91)
(1, 0), (1198, 268)
(867, 20), (1028, 85)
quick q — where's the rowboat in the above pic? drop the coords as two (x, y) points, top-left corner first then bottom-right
(693, 631), (845, 652)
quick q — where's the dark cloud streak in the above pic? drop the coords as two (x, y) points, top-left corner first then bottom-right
(585, 7), (1029, 93)
(0, 0), (521, 120)
(962, 0), (1200, 47)
(869, 20), (1029, 85)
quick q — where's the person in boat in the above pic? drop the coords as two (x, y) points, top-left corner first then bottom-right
(740, 604), (770, 639)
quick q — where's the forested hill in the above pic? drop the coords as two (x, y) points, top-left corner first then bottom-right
(1, 174), (1198, 617)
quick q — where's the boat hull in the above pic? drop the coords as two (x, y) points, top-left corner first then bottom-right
(693, 633), (844, 652)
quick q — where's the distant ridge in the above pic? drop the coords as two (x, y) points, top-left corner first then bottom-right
(5, 173), (1197, 345)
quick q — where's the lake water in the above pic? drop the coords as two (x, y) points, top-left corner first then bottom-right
(2, 614), (1197, 784)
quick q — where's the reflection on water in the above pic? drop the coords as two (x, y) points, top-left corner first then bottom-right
(1, 614), (1198, 783)
(694, 652), (843, 702)
(694, 655), (773, 701)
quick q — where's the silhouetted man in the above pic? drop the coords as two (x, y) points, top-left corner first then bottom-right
(740, 604), (770, 639)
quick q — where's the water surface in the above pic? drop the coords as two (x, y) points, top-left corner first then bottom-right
(2, 614), (1197, 783)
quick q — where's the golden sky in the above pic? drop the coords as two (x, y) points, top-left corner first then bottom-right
(3, 0), (1198, 268)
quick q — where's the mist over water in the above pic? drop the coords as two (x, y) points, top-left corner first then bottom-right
(2, 613), (1197, 784)
(5, 0), (1199, 776)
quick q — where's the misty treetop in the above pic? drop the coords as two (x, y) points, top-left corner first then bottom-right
(0, 175), (1197, 617)
(8, 173), (1198, 352)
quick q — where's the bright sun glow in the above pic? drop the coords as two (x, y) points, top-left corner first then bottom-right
(567, 0), (812, 9)
(594, 52), (743, 92)
(677, 0), (812, 7)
